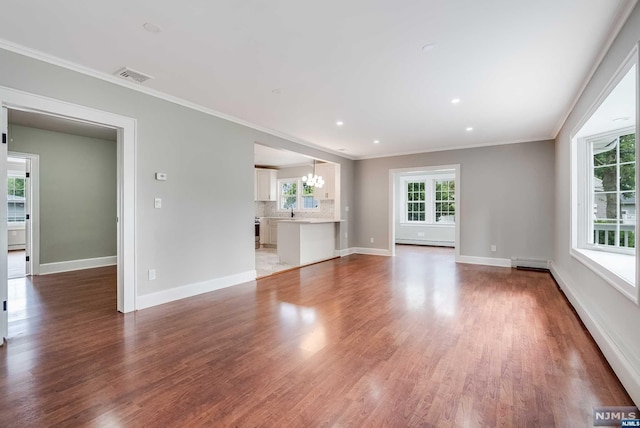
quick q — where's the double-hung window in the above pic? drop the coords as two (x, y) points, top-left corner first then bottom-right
(401, 175), (455, 225)
(278, 178), (318, 211)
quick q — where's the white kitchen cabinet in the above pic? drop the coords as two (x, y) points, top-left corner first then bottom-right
(315, 163), (335, 200)
(259, 218), (269, 245)
(255, 168), (277, 201)
(269, 220), (279, 246)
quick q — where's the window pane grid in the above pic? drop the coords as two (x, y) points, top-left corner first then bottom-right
(406, 181), (426, 222)
(435, 179), (455, 223)
(591, 132), (636, 249)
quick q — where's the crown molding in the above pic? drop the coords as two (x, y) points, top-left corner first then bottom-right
(0, 39), (357, 161)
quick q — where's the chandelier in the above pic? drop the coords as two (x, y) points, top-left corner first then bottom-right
(301, 160), (324, 188)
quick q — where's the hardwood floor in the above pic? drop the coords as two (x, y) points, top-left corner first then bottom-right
(0, 246), (633, 426)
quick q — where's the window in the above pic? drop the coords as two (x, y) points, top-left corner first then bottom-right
(434, 179), (455, 223)
(590, 131), (635, 251)
(7, 176), (26, 223)
(571, 55), (637, 299)
(406, 181), (426, 222)
(400, 174), (455, 225)
(279, 179), (298, 210)
(278, 179), (318, 211)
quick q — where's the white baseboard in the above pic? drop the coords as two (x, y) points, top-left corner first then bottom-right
(338, 248), (356, 257)
(136, 270), (256, 310)
(39, 255), (116, 275)
(550, 262), (640, 406)
(456, 255), (511, 268)
(395, 239), (454, 247)
(353, 247), (393, 256)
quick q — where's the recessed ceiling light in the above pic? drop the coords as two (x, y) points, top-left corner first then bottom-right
(271, 88), (282, 95)
(373, 140), (380, 144)
(466, 127), (474, 132)
(451, 98), (461, 104)
(143, 22), (162, 33)
(336, 121), (344, 126)
(338, 148), (346, 152)
(613, 116), (630, 122)
(422, 43), (436, 53)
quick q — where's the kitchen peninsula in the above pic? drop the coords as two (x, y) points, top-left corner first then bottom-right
(277, 219), (342, 266)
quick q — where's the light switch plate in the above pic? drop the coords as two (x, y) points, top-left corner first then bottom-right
(154, 198), (162, 209)
(155, 172), (167, 181)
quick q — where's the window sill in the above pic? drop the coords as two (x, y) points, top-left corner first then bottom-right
(8, 222), (25, 230)
(399, 222), (455, 227)
(570, 247), (637, 303)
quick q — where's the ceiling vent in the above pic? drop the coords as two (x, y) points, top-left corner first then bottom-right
(114, 67), (154, 84)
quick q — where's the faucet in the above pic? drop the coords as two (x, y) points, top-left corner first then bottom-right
(291, 207), (295, 218)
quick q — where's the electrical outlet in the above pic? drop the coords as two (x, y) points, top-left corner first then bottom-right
(154, 198), (162, 209)
(491, 245), (497, 252)
(148, 269), (156, 280)
(370, 237), (374, 244)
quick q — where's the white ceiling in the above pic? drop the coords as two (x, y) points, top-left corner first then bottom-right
(255, 144), (313, 168)
(9, 109), (117, 141)
(0, 0), (635, 159)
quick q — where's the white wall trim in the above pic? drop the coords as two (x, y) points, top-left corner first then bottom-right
(353, 247), (393, 256)
(395, 239), (454, 247)
(549, 262), (640, 406)
(136, 270), (256, 310)
(40, 256), (116, 275)
(0, 85), (137, 313)
(456, 255), (512, 268)
(338, 248), (356, 257)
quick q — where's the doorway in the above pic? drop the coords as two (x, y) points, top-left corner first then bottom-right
(389, 165), (461, 258)
(6, 153), (37, 279)
(0, 87), (137, 344)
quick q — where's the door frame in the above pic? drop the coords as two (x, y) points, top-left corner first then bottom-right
(0, 86), (136, 338)
(7, 152), (38, 276)
(388, 164), (461, 258)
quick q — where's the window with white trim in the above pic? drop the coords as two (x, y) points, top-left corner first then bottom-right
(400, 174), (455, 225)
(7, 175), (26, 223)
(590, 130), (635, 251)
(406, 181), (426, 222)
(434, 179), (455, 223)
(571, 55), (637, 298)
(278, 178), (319, 211)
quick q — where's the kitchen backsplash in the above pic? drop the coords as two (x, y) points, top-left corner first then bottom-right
(255, 200), (335, 218)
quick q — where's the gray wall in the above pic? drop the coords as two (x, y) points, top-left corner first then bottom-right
(8, 125), (117, 264)
(354, 140), (555, 261)
(0, 48), (354, 296)
(553, 2), (640, 404)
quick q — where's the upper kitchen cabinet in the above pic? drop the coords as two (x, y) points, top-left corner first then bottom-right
(255, 168), (277, 201)
(315, 163), (336, 200)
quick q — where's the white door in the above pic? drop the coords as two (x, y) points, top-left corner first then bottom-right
(1, 106), (8, 344)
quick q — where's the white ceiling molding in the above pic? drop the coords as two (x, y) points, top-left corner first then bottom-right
(0, 39), (357, 160)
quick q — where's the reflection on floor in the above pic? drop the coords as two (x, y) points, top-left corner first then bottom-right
(8, 250), (25, 278)
(255, 247), (293, 277)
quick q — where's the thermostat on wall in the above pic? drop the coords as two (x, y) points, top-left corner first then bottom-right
(155, 172), (167, 181)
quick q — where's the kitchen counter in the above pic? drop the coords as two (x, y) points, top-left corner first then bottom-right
(277, 220), (341, 266)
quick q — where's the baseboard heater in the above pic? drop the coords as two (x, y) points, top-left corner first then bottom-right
(511, 257), (549, 271)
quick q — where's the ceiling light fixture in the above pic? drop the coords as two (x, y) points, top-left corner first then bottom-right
(466, 127), (474, 132)
(336, 121), (344, 126)
(373, 140), (380, 144)
(451, 98), (461, 104)
(613, 116), (630, 122)
(301, 159), (324, 188)
(272, 88), (282, 94)
(143, 22), (162, 33)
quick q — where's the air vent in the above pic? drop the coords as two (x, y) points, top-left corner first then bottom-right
(114, 67), (154, 84)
